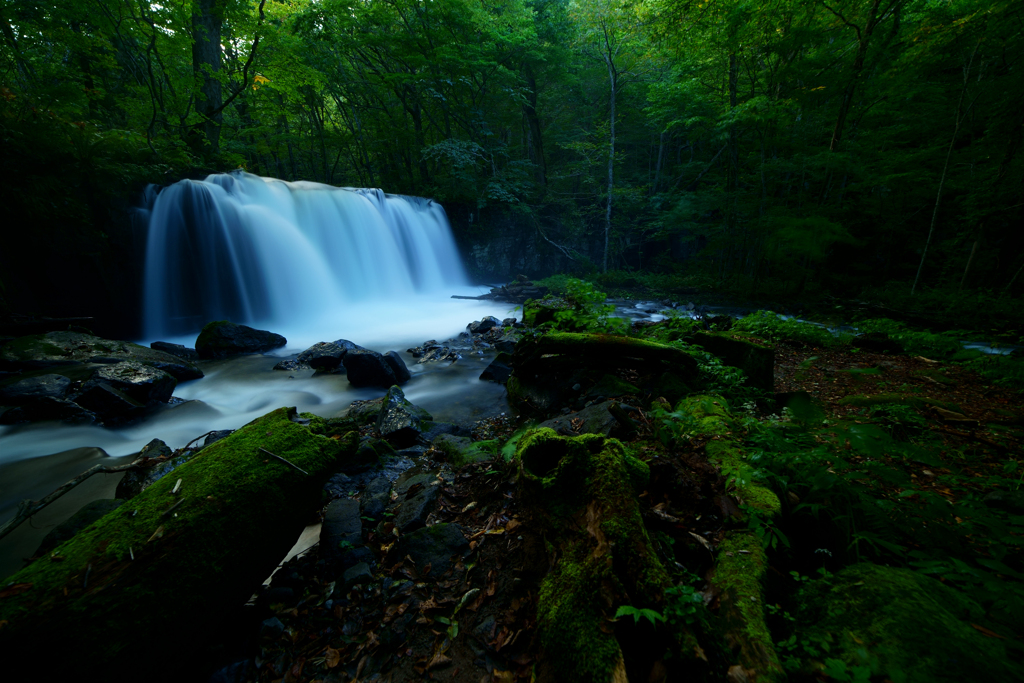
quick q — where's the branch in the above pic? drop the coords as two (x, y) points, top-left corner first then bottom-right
(532, 215), (580, 262)
(211, 0), (267, 118)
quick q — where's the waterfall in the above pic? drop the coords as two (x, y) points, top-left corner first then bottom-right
(142, 172), (468, 339)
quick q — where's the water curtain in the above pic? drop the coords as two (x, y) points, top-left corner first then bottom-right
(142, 172), (467, 337)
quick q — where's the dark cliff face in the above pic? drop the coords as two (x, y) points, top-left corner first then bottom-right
(2, 188), (146, 340)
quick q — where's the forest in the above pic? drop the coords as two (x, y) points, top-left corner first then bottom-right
(2, 0), (1023, 320)
(1, 1), (1024, 682)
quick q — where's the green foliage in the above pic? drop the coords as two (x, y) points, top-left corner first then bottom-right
(733, 311), (842, 347)
(614, 604), (665, 627)
(530, 279), (631, 334)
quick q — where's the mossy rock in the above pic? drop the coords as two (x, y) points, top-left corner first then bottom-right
(0, 331), (203, 381)
(0, 407), (356, 676)
(195, 320), (287, 359)
(688, 331), (774, 393)
(522, 298), (569, 327)
(586, 373), (640, 400)
(792, 563), (1022, 682)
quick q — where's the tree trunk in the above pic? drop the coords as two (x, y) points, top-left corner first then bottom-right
(523, 63), (547, 192)
(192, 0), (224, 155)
(604, 54), (616, 273)
(912, 43), (978, 294)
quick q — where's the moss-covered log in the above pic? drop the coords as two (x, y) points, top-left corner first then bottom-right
(508, 333), (700, 416)
(515, 428), (706, 683)
(0, 407), (356, 677)
(677, 395), (785, 683)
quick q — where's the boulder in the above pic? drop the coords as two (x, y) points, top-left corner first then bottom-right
(343, 349), (397, 387)
(394, 483), (440, 532)
(115, 439), (187, 500)
(417, 421), (471, 444)
(34, 499), (124, 557)
(468, 316), (502, 334)
(376, 385), (432, 447)
(383, 351), (412, 383)
(479, 352), (513, 384)
(359, 476), (392, 522)
(272, 359), (301, 372)
(321, 498), (363, 568)
(346, 397), (384, 424)
(342, 562), (373, 590)
(689, 331), (774, 393)
(0, 407), (356, 677)
(72, 383), (145, 422)
(81, 361), (177, 405)
(298, 341), (348, 371)
(395, 523), (469, 577)
(0, 373), (71, 402)
(195, 321), (286, 359)
(149, 342), (198, 361)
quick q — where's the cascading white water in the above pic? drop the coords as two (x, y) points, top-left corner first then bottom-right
(142, 172), (469, 339)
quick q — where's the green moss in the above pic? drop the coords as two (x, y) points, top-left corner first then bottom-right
(520, 430), (674, 681)
(712, 532), (784, 681)
(0, 407), (355, 668)
(674, 395), (733, 435)
(587, 373), (640, 399)
(706, 441), (781, 517)
(793, 563), (1022, 682)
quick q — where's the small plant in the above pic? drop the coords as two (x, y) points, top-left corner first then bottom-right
(614, 604), (665, 627)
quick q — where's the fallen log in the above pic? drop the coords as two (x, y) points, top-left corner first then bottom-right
(0, 407), (356, 678)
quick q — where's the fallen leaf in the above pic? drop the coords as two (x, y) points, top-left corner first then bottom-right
(971, 623), (1006, 639)
(506, 518), (521, 532)
(426, 653), (453, 671)
(325, 647), (341, 669)
(492, 671), (515, 683)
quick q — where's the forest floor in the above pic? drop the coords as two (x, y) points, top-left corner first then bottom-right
(226, 323), (1024, 683)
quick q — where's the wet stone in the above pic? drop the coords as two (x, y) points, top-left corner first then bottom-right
(84, 361), (177, 404)
(343, 349), (397, 388)
(376, 385), (432, 447)
(383, 351), (412, 383)
(149, 341), (198, 361)
(394, 484), (440, 533)
(321, 499), (363, 568)
(343, 562), (373, 590)
(396, 523), (469, 577)
(0, 373), (71, 402)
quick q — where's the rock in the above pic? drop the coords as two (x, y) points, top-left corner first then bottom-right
(149, 342), (198, 361)
(432, 434), (495, 466)
(417, 421), (471, 444)
(195, 321), (286, 359)
(502, 318), (518, 327)
(72, 383), (145, 421)
(383, 351), (412, 383)
(82, 361), (177, 405)
(34, 499), (124, 557)
(202, 430), (234, 448)
(298, 341), (348, 371)
(0, 373), (71, 402)
(260, 617), (285, 640)
(431, 433), (472, 457)
(981, 489), (1024, 514)
(360, 476), (392, 522)
(689, 332), (774, 393)
(395, 523), (469, 577)
(346, 397), (384, 424)
(394, 471), (437, 499)
(321, 498), (363, 567)
(272, 359), (301, 372)
(343, 562), (373, 590)
(115, 439), (177, 499)
(394, 483), (441, 532)
(343, 349), (397, 387)
(539, 400), (620, 437)
(337, 437), (391, 474)
(0, 397), (96, 425)
(468, 316), (502, 334)
(479, 352), (513, 383)
(417, 345), (460, 364)
(0, 331), (203, 381)
(341, 546), (375, 573)
(376, 385), (432, 447)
